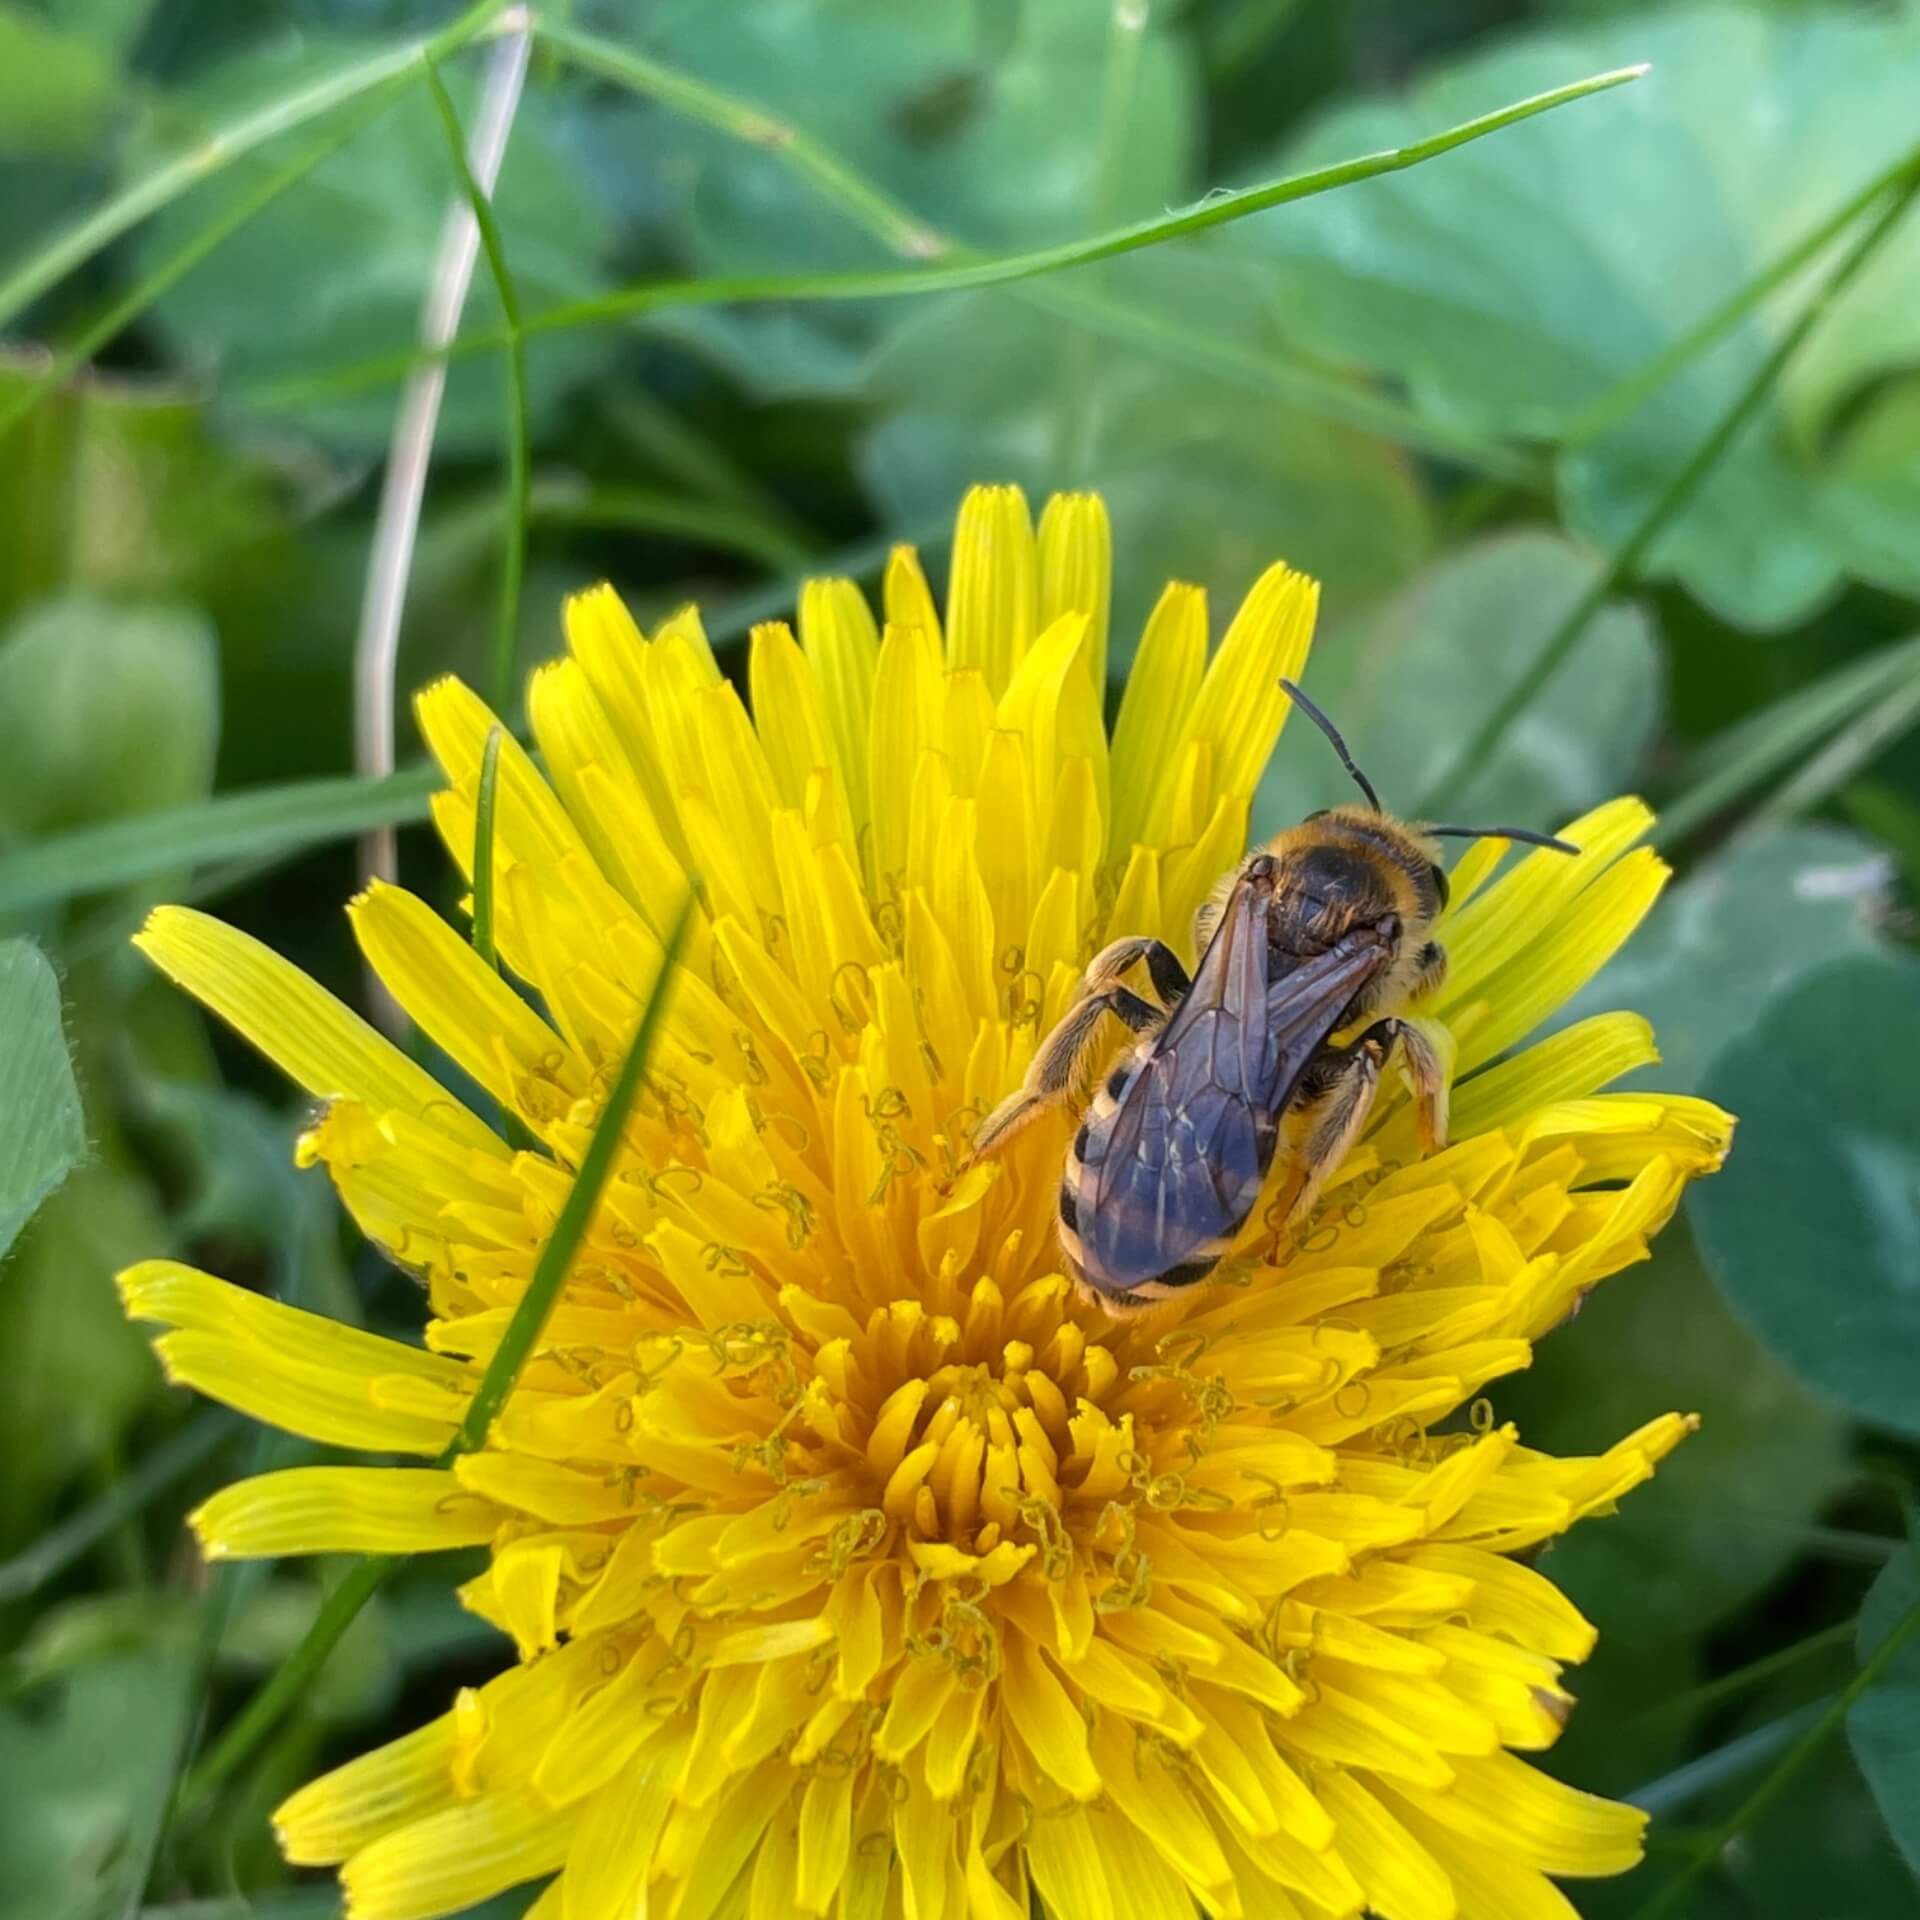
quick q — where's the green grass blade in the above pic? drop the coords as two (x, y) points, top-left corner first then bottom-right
(524, 64), (1649, 334)
(468, 724), (538, 1155)
(448, 888), (697, 1455)
(538, 16), (1543, 486)
(0, 0), (507, 332)
(1629, 1590), (1920, 1918)
(421, 53), (529, 721)
(1630, 1621), (1858, 1732)
(1745, 670), (1920, 838)
(174, 889), (695, 1812)
(1629, 1698), (1831, 1821)
(0, 1411), (236, 1604)
(0, 767), (438, 915)
(174, 1552), (397, 1822)
(240, 61), (1648, 413)
(1656, 632), (1920, 847)
(528, 480), (816, 572)
(471, 724), (504, 973)
(1416, 158), (1920, 819)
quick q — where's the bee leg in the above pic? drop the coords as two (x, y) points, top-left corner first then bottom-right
(970, 986), (1164, 1157)
(1086, 936), (1192, 1009)
(1272, 1032), (1391, 1235)
(1389, 1014), (1450, 1152)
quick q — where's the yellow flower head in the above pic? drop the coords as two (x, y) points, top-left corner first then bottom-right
(123, 485), (1730, 1920)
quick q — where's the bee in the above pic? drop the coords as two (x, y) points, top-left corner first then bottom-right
(972, 680), (1579, 1311)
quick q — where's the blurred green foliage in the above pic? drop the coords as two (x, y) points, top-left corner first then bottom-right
(1, 1), (1918, 1916)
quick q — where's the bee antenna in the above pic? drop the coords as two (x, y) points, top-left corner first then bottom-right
(1425, 824), (1582, 855)
(1277, 678), (1382, 811)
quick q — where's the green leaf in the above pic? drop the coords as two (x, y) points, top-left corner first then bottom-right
(130, 34), (614, 454)
(625, 1), (1193, 261)
(1691, 951), (1920, 1439)
(0, 360), (291, 623)
(1230, 8), (1920, 627)
(0, 939), (85, 1260)
(0, 0), (503, 332)
(1820, 377), (1920, 603)
(0, 1160), (167, 1532)
(1496, 1229), (1851, 1646)
(0, 6), (114, 158)
(858, 271), (1433, 661)
(0, 766), (437, 917)
(0, 596), (218, 841)
(1252, 531), (1658, 836)
(0, 1654), (187, 1920)
(1850, 1544), (1920, 1878)
(1552, 825), (1891, 1095)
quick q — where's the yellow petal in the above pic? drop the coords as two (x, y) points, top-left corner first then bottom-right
(866, 622), (945, 891)
(1109, 581), (1207, 861)
(1451, 1012), (1657, 1138)
(795, 1765), (854, 1914)
(1454, 850), (1669, 1072)
(883, 541), (943, 650)
(1386, 1752), (1645, 1877)
(1436, 796), (1653, 1007)
(275, 1710), (460, 1864)
(120, 1260), (466, 1455)
(562, 1728), (690, 1920)
(1160, 560), (1318, 839)
(798, 575), (881, 851)
(1386, 1796), (1583, 1920)
(997, 609), (1108, 855)
(134, 907), (498, 1154)
(1405, 1543), (1596, 1661)
(946, 482), (1037, 697)
(1317, 1767), (1457, 1920)
(1038, 490), (1113, 694)
(349, 881), (585, 1126)
(1089, 1684), (1237, 1898)
(1025, 1805), (1115, 1920)
(1002, 1628), (1101, 1799)
(749, 619), (839, 811)
(342, 1789), (575, 1920)
(192, 1467), (496, 1559)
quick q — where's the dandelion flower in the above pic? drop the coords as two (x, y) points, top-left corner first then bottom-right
(123, 484), (1731, 1920)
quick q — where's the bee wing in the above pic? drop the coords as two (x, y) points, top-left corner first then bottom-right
(1084, 904), (1388, 1293)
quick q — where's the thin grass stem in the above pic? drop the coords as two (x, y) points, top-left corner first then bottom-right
(422, 53), (531, 723)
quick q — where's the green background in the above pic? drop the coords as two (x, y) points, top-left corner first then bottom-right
(2, 1), (1919, 1915)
